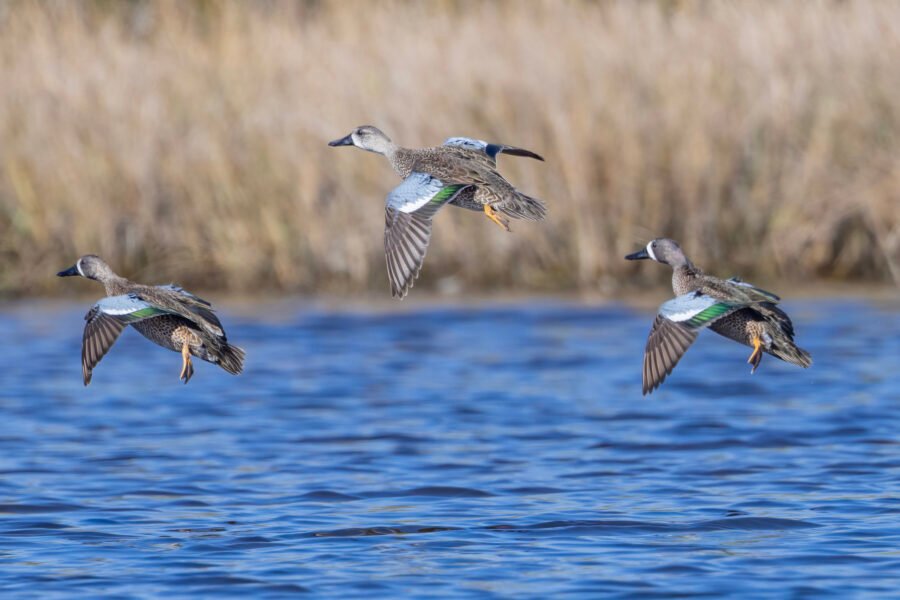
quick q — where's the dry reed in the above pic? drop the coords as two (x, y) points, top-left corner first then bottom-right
(1, 0), (898, 296)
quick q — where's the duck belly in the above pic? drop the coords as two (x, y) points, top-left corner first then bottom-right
(132, 316), (208, 358)
(449, 188), (485, 211)
(709, 308), (772, 349)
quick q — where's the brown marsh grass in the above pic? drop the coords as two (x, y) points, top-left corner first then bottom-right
(1, 0), (898, 296)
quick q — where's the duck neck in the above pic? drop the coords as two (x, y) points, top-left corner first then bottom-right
(388, 147), (415, 178)
(672, 262), (701, 296)
(101, 275), (132, 297)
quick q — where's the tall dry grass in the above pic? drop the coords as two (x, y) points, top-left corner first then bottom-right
(1, 0), (898, 296)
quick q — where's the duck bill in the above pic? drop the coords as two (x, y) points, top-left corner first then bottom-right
(625, 249), (651, 261)
(57, 264), (80, 277)
(328, 134), (354, 147)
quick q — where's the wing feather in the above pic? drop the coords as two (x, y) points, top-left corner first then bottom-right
(158, 284), (213, 306)
(641, 291), (752, 395)
(136, 285), (224, 338)
(80, 294), (175, 386)
(443, 137), (544, 162)
(94, 294), (169, 322)
(384, 173), (468, 298)
(659, 291), (746, 328)
(81, 305), (128, 386)
(642, 315), (699, 395)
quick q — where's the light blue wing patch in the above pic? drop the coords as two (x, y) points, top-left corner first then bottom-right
(96, 294), (168, 323)
(659, 292), (740, 329)
(444, 136), (489, 152)
(386, 172), (465, 214)
(444, 137), (502, 159)
(383, 175), (467, 298)
(444, 137), (543, 162)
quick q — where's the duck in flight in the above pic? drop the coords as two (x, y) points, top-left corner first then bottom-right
(626, 238), (812, 395)
(58, 255), (245, 385)
(329, 126), (546, 298)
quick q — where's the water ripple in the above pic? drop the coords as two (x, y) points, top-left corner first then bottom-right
(0, 299), (897, 597)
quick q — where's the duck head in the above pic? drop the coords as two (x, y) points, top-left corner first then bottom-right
(625, 238), (690, 267)
(57, 254), (117, 282)
(328, 125), (396, 155)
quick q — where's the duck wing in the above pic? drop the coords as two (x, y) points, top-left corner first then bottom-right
(720, 276), (799, 336)
(443, 137), (544, 162)
(131, 284), (224, 339)
(642, 291), (752, 395)
(384, 172), (469, 299)
(718, 277), (781, 303)
(439, 140), (547, 221)
(156, 284), (223, 334)
(82, 294), (170, 386)
(158, 284), (213, 306)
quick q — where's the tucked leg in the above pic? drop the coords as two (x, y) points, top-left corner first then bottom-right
(747, 334), (764, 374)
(483, 204), (511, 232)
(180, 340), (194, 384)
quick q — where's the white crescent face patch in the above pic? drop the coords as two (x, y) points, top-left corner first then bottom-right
(646, 241), (657, 262)
(76, 257), (85, 277)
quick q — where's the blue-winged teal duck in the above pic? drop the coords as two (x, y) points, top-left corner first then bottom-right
(329, 126), (546, 298)
(58, 255), (245, 385)
(626, 239), (812, 395)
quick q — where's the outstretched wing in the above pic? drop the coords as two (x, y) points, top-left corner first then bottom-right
(642, 292), (749, 395)
(443, 137), (544, 162)
(81, 294), (169, 386)
(643, 316), (699, 396)
(384, 172), (468, 299)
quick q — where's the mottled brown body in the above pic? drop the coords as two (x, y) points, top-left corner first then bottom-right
(672, 264), (795, 356)
(626, 238), (811, 394)
(103, 278), (216, 363)
(133, 318), (205, 358)
(59, 255), (245, 385)
(710, 309), (768, 349)
(329, 125), (547, 298)
(389, 145), (545, 220)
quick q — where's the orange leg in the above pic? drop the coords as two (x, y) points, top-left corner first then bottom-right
(747, 334), (764, 374)
(483, 204), (511, 232)
(180, 341), (194, 384)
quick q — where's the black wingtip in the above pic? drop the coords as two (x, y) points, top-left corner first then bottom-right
(499, 146), (545, 161)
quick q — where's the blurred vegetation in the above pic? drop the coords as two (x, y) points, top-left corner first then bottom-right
(1, 0), (898, 296)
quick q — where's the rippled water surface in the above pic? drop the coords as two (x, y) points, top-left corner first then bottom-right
(1, 298), (899, 598)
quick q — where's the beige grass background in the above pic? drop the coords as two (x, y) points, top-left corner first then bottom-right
(1, 0), (898, 296)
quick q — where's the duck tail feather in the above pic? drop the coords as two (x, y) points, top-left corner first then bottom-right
(216, 343), (246, 375)
(771, 342), (812, 368)
(498, 192), (547, 221)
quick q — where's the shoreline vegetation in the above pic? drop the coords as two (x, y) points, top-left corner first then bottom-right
(1, 0), (899, 297)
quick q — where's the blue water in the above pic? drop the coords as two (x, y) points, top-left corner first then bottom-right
(0, 298), (898, 598)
